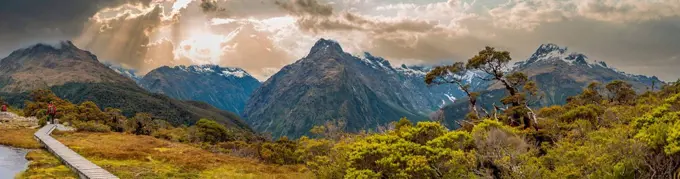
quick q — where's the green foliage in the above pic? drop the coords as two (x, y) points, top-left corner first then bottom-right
(152, 127), (189, 143)
(395, 117), (413, 130)
(304, 122), (478, 178)
(72, 120), (112, 132)
(538, 105), (566, 118)
(126, 113), (156, 135)
(195, 118), (233, 144)
(49, 82), (250, 131)
(259, 137), (301, 165)
(606, 80), (637, 105)
(466, 46), (512, 77)
(290, 80), (680, 179)
(558, 104), (603, 124)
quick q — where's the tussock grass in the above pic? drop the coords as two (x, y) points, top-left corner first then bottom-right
(0, 128), (40, 149)
(16, 150), (77, 179)
(54, 132), (313, 179)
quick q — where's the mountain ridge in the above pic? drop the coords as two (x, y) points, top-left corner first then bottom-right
(0, 41), (252, 131)
(138, 64), (261, 115)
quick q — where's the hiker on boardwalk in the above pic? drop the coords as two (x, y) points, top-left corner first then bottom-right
(47, 101), (57, 124)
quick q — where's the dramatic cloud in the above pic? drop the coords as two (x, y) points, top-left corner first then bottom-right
(1, 0), (680, 81)
(0, 0), (153, 55)
(74, 4), (167, 74)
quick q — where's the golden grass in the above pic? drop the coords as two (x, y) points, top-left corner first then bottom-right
(0, 128), (41, 149)
(54, 132), (314, 179)
(16, 150), (77, 179)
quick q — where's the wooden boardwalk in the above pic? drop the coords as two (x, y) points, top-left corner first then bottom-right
(34, 124), (119, 179)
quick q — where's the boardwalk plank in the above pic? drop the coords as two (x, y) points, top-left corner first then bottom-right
(34, 125), (119, 179)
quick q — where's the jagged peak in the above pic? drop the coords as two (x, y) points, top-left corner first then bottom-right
(536, 43), (568, 54)
(357, 52), (395, 71)
(308, 38), (344, 55)
(362, 52), (392, 67)
(514, 43), (610, 70)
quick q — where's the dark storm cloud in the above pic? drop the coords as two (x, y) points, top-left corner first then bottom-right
(199, 0), (225, 13)
(0, 0), (153, 56)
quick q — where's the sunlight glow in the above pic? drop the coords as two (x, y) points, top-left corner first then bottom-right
(174, 28), (241, 65)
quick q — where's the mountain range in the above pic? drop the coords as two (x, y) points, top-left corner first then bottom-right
(0, 39), (663, 139)
(0, 41), (251, 131)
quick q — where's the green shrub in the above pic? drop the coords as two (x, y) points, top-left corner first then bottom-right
(218, 141), (259, 158)
(559, 104), (602, 124)
(72, 120), (111, 132)
(259, 137), (301, 165)
(125, 113), (156, 135)
(538, 105), (566, 118)
(195, 118), (232, 144)
(152, 127), (188, 142)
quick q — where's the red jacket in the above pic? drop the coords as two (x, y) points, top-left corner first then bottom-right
(1, 105), (6, 112)
(47, 104), (57, 115)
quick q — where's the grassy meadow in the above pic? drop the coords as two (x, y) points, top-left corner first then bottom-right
(52, 131), (312, 179)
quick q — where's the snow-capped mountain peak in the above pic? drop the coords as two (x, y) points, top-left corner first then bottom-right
(514, 43), (608, 69)
(175, 64), (251, 78)
(222, 67), (248, 78)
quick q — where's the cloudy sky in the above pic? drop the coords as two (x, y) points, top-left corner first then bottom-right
(1, 0), (679, 81)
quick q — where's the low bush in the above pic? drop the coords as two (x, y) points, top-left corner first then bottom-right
(72, 120), (111, 133)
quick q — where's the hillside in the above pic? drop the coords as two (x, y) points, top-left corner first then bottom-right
(0, 41), (136, 92)
(245, 39), (464, 138)
(138, 65), (261, 115)
(0, 42), (250, 129)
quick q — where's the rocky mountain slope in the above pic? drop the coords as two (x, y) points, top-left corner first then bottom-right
(0, 41), (136, 92)
(138, 65), (261, 115)
(441, 43), (662, 126)
(0, 41), (250, 130)
(105, 63), (142, 82)
(244, 39), (472, 138)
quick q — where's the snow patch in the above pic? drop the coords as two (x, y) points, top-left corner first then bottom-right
(444, 94), (457, 103)
(222, 69), (247, 78)
(396, 67), (427, 76)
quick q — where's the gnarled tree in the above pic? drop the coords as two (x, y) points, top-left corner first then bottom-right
(426, 62), (481, 119)
(465, 47), (541, 129)
(466, 47), (518, 105)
